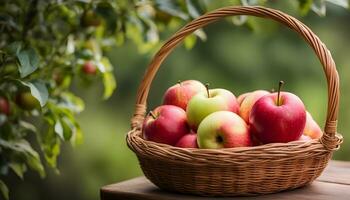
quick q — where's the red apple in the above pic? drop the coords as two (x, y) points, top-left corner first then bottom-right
(251, 133), (263, 146)
(197, 111), (252, 148)
(82, 61), (97, 75)
(237, 92), (250, 105)
(143, 105), (189, 145)
(249, 82), (306, 144)
(175, 133), (198, 148)
(163, 80), (206, 111)
(0, 97), (10, 115)
(239, 90), (269, 122)
(303, 111), (323, 139)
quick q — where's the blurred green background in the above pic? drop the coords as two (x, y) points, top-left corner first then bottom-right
(6, 3), (350, 200)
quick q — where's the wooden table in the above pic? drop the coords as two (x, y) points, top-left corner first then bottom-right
(101, 160), (350, 200)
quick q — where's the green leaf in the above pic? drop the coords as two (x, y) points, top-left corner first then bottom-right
(145, 23), (159, 43)
(6, 41), (22, 55)
(54, 117), (73, 141)
(97, 57), (116, 99)
(184, 34), (197, 49)
(19, 121), (37, 133)
(0, 180), (9, 200)
(39, 125), (60, 168)
(15, 140), (45, 178)
(137, 15), (159, 43)
(95, 2), (118, 33)
(0, 115), (7, 127)
(46, 103), (74, 141)
(312, 0), (327, 16)
(9, 162), (27, 179)
(326, 0), (349, 8)
(186, 0), (204, 18)
(298, 0), (313, 16)
(97, 57), (113, 73)
(21, 80), (49, 107)
(17, 47), (39, 78)
(194, 29), (207, 41)
(61, 117), (73, 141)
(155, 0), (189, 20)
(54, 120), (64, 139)
(102, 72), (116, 99)
(71, 124), (83, 146)
(241, 0), (266, 6)
(0, 139), (45, 178)
(59, 93), (85, 113)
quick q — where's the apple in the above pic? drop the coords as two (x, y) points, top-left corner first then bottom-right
(52, 71), (64, 86)
(251, 133), (263, 146)
(197, 111), (251, 148)
(303, 111), (323, 139)
(0, 97), (10, 115)
(143, 105), (189, 145)
(16, 92), (40, 111)
(175, 133), (198, 148)
(82, 61), (97, 75)
(299, 135), (312, 141)
(163, 80), (206, 110)
(155, 11), (172, 24)
(249, 81), (306, 144)
(239, 90), (269, 122)
(237, 92), (250, 105)
(81, 10), (102, 27)
(186, 86), (239, 131)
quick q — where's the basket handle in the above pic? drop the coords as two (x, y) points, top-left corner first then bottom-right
(130, 6), (340, 149)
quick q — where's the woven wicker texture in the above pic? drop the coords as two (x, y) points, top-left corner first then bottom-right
(126, 6), (343, 196)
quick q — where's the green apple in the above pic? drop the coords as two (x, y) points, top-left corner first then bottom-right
(16, 92), (40, 111)
(81, 10), (102, 27)
(186, 88), (239, 131)
(197, 111), (251, 149)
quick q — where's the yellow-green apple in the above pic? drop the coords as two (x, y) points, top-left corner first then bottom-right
(249, 82), (306, 143)
(16, 92), (40, 111)
(163, 80), (206, 110)
(237, 92), (250, 105)
(175, 133), (198, 148)
(299, 135), (312, 141)
(197, 111), (251, 148)
(0, 97), (10, 115)
(239, 90), (269, 122)
(81, 10), (102, 27)
(186, 88), (239, 131)
(143, 105), (189, 145)
(303, 111), (323, 139)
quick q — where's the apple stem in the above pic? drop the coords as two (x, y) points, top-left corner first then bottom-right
(277, 81), (284, 106)
(205, 83), (210, 98)
(149, 111), (156, 119)
(177, 80), (182, 86)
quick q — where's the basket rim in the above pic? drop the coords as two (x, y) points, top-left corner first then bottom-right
(127, 129), (343, 165)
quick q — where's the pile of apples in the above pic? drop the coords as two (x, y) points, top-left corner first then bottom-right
(142, 80), (322, 149)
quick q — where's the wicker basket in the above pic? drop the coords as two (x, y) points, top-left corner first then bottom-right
(126, 6), (343, 196)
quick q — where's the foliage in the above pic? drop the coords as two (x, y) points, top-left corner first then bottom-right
(0, 0), (348, 199)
